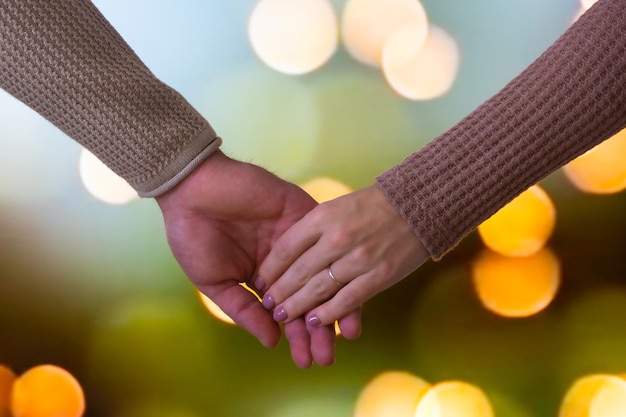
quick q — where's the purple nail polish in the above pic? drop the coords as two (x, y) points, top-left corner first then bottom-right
(254, 276), (266, 291)
(262, 294), (275, 310)
(307, 316), (321, 328)
(273, 307), (287, 322)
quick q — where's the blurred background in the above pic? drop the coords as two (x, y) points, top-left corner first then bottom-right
(1, 0), (625, 416)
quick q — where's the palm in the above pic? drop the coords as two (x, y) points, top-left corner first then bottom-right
(156, 151), (333, 367)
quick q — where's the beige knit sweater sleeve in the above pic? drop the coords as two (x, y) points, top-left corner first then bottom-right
(376, 0), (626, 260)
(0, 0), (221, 197)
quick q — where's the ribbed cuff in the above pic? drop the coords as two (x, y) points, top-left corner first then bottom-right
(137, 131), (222, 198)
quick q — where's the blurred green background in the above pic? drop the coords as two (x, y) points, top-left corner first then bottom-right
(1, 0), (625, 416)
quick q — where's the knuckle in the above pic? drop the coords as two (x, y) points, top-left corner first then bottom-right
(311, 278), (331, 300)
(327, 228), (351, 248)
(291, 258), (314, 282)
(351, 245), (373, 264)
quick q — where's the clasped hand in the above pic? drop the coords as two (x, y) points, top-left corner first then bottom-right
(157, 151), (428, 368)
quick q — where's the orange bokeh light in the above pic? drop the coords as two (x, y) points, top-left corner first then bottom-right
(478, 185), (556, 257)
(11, 364), (85, 417)
(0, 365), (15, 417)
(472, 248), (561, 318)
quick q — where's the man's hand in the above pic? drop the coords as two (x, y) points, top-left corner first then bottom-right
(155, 150), (341, 367)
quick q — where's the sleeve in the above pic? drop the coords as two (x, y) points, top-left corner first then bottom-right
(375, 0), (626, 260)
(0, 0), (221, 197)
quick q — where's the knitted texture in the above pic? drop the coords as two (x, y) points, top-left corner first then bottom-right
(376, 0), (626, 260)
(0, 0), (219, 196)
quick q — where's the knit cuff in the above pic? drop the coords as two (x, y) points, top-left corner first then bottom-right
(137, 130), (222, 197)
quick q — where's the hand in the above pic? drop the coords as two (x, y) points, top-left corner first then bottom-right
(259, 185), (430, 328)
(155, 150), (351, 367)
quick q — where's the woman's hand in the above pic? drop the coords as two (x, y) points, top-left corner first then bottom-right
(258, 185), (430, 329)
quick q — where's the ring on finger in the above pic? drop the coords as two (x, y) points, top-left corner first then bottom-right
(327, 265), (344, 287)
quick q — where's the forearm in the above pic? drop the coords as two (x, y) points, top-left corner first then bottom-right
(0, 0), (220, 196)
(377, 0), (626, 259)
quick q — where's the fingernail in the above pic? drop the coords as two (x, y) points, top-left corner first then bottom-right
(262, 294), (275, 310)
(273, 307), (287, 322)
(254, 276), (266, 291)
(307, 316), (321, 328)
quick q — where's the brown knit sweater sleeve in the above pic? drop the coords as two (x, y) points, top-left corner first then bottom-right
(0, 0), (221, 197)
(376, 0), (626, 260)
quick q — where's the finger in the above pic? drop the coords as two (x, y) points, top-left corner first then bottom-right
(262, 242), (334, 313)
(308, 324), (336, 367)
(257, 210), (322, 290)
(272, 260), (361, 323)
(307, 269), (389, 327)
(336, 308), (362, 340)
(283, 319), (313, 369)
(201, 282), (281, 349)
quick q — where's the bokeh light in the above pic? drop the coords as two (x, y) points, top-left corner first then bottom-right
(300, 177), (352, 203)
(0, 365), (15, 417)
(415, 381), (494, 417)
(478, 185), (556, 257)
(198, 284), (261, 326)
(580, 0), (599, 10)
(354, 371), (430, 417)
(559, 374), (626, 417)
(562, 128), (626, 194)
(248, 0), (338, 75)
(341, 0), (428, 67)
(199, 291), (236, 325)
(382, 24), (460, 101)
(79, 148), (138, 205)
(11, 364), (85, 417)
(471, 248), (561, 318)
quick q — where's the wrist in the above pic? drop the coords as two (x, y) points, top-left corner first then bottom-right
(155, 150), (230, 210)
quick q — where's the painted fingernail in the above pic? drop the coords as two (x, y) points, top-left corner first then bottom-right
(254, 276), (266, 291)
(273, 307), (287, 322)
(262, 294), (275, 310)
(307, 316), (321, 328)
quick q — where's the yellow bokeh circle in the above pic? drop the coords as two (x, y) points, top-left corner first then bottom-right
(415, 380), (494, 417)
(563, 128), (626, 194)
(472, 248), (561, 318)
(478, 185), (556, 257)
(300, 177), (352, 203)
(354, 371), (430, 417)
(560, 373), (626, 417)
